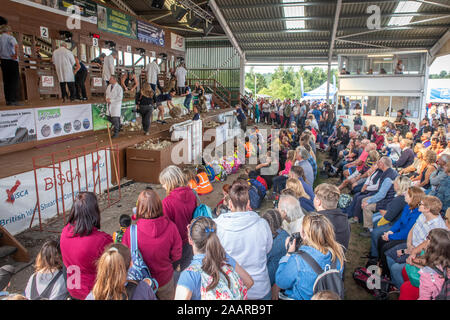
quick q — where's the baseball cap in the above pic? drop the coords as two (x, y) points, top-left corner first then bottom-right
(0, 265), (15, 291)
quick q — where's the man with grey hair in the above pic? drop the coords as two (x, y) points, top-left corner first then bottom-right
(342, 139), (372, 179)
(0, 25), (20, 105)
(360, 156), (398, 237)
(52, 41), (76, 102)
(428, 154), (449, 196)
(294, 147), (314, 187)
(278, 194), (305, 235)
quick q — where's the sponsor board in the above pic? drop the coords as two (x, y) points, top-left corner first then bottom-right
(0, 150), (111, 235)
(137, 20), (165, 47)
(0, 109), (37, 146)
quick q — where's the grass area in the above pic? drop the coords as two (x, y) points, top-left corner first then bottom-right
(314, 151), (374, 300)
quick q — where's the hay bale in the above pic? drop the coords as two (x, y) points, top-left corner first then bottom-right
(169, 106), (182, 118)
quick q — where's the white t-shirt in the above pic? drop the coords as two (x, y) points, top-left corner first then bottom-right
(175, 66), (187, 87)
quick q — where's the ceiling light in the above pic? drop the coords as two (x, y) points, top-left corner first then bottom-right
(388, 1), (422, 26)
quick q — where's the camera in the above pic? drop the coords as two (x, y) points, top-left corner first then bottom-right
(287, 232), (302, 252)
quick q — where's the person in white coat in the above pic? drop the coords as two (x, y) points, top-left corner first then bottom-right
(102, 50), (117, 86)
(105, 75), (123, 138)
(145, 59), (161, 94)
(174, 63), (187, 96)
(214, 179), (273, 300)
(52, 42), (76, 102)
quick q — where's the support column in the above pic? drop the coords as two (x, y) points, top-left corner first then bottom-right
(326, 62), (331, 102)
(422, 53), (430, 122)
(239, 56), (245, 96)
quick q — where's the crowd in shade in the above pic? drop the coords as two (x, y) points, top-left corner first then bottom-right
(1, 97), (449, 301)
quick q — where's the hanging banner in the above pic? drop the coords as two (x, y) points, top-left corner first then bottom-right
(0, 150), (111, 235)
(34, 104), (93, 140)
(97, 4), (137, 39)
(0, 109), (37, 147)
(11, 0), (97, 24)
(137, 20), (165, 47)
(171, 33), (185, 52)
(91, 100), (137, 131)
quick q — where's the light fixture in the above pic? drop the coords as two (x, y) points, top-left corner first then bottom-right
(187, 11), (203, 29)
(171, 4), (188, 21)
(388, 1), (422, 26)
(367, 54), (394, 58)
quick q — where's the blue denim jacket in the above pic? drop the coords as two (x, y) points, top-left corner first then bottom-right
(267, 228), (289, 286)
(275, 245), (343, 300)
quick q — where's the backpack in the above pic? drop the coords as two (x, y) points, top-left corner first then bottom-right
(185, 264), (247, 300)
(296, 250), (344, 299)
(248, 185), (262, 209)
(30, 271), (65, 300)
(127, 225), (159, 293)
(205, 165), (215, 182)
(193, 204), (213, 219)
(432, 267), (450, 300)
(338, 194), (352, 210)
(352, 267), (394, 300)
(249, 179), (266, 199)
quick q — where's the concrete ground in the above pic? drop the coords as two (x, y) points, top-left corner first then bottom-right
(5, 122), (384, 300)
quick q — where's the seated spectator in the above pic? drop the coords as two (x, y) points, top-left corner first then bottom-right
(272, 150), (296, 194)
(313, 184), (350, 251)
(183, 168), (198, 192)
(435, 161), (450, 213)
(278, 194), (305, 235)
(86, 244), (157, 300)
(122, 190), (182, 300)
(411, 149), (437, 190)
(311, 290), (341, 300)
(384, 136), (401, 163)
(159, 165), (197, 273)
(25, 240), (68, 300)
(215, 180), (273, 300)
(256, 150), (278, 190)
(261, 209), (289, 300)
(112, 214), (131, 244)
(275, 213), (345, 300)
(60, 192), (113, 300)
(0, 265), (14, 298)
(175, 217), (253, 300)
(248, 170), (268, 191)
(194, 167), (214, 195)
(417, 228), (450, 300)
(360, 157), (398, 237)
(428, 154), (449, 195)
(288, 166), (315, 200)
(395, 139), (415, 169)
(339, 148), (379, 191)
(285, 178), (314, 213)
(399, 143), (424, 177)
(294, 147), (315, 187)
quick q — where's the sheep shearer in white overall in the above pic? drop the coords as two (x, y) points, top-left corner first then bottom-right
(102, 49), (117, 86)
(105, 75), (123, 138)
(52, 41), (76, 102)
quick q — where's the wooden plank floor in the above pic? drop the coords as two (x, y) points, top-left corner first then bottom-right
(0, 108), (233, 179)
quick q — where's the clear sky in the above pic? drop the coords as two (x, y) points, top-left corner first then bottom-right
(246, 54), (450, 75)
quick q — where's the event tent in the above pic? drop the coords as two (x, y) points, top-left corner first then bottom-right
(303, 82), (338, 101)
(427, 79), (450, 103)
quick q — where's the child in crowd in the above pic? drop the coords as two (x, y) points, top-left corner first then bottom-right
(113, 214), (132, 243)
(285, 178), (314, 213)
(24, 240), (68, 300)
(0, 265), (14, 299)
(192, 105), (200, 121)
(184, 168), (198, 192)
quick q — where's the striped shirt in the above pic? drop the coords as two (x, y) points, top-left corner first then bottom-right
(412, 214), (447, 247)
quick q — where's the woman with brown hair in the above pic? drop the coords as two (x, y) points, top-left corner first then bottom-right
(275, 213), (346, 300)
(122, 189), (182, 300)
(25, 240), (68, 300)
(412, 149), (437, 189)
(175, 217), (253, 300)
(86, 243), (156, 300)
(136, 82), (155, 135)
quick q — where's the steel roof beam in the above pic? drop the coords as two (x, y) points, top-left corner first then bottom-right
(226, 12), (450, 23)
(236, 37), (440, 44)
(220, 0), (404, 10)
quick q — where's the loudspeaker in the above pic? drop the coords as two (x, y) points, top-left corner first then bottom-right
(187, 13), (203, 29)
(151, 0), (165, 9)
(171, 4), (188, 21)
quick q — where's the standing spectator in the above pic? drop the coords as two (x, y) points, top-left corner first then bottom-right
(145, 58), (161, 94)
(86, 243), (157, 300)
(159, 166), (197, 274)
(102, 50), (117, 86)
(74, 57), (87, 101)
(181, 85), (192, 111)
(60, 192), (113, 300)
(361, 157), (398, 237)
(261, 209), (289, 300)
(52, 42), (76, 102)
(105, 75), (123, 138)
(122, 190), (182, 300)
(175, 217), (253, 300)
(24, 240), (68, 300)
(275, 213), (345, 300)
(313, 184), (351, 251)
(235, 104), (247, 134)
(0, 25), (20, 105)
(215, 180), (273, 300)
(136, 83), (154, 136)
(175, 63), (187, 96)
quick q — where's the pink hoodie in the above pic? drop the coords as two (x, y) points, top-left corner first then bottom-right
(280, 160), (293, 176)
(418, 266), (446, 300)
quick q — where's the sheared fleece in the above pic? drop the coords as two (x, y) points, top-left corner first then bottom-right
(215, 211), (273, 299)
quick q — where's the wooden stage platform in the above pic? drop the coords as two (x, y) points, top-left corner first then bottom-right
(0, 107), (234, 180)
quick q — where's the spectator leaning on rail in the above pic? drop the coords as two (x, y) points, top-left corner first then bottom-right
(214, 180), (273, 300)
(360, 156), (398, 237)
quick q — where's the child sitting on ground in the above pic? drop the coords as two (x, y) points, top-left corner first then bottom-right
(184, 168), (198, 192)
(113, 214), (132, 243)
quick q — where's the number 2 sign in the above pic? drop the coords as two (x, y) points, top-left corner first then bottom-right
(40, 26), (49, 39)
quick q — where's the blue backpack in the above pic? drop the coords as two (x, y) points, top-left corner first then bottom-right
(193, 204), (213, 219)
(205, 165), (215, 182)
(127, 225), (159, 293)
(249, 179), (266, 199)
(248, 185), (262, 210)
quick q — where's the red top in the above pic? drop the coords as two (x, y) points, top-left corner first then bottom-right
(60, 224), (113, 300)
(356, 150), (369, 171)
(256, 176), (268, 190)
(122, 216), (182, 287)
(162, 186), (197, 244)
